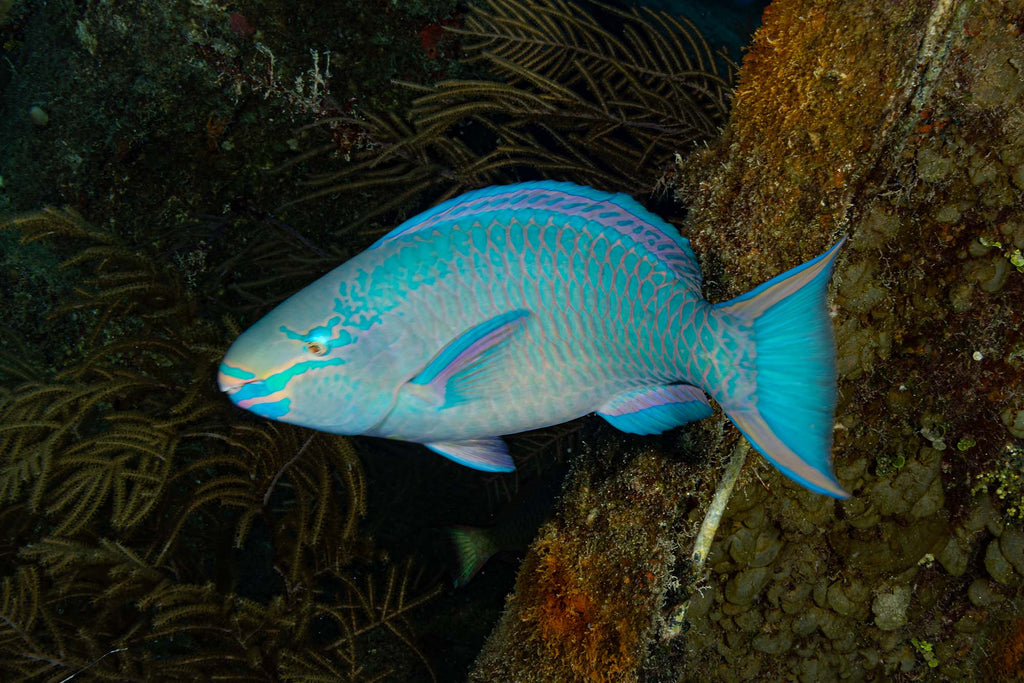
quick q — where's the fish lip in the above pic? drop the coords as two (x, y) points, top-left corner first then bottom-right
(217, 372), (262, 395)
(221, 381), (248, 395)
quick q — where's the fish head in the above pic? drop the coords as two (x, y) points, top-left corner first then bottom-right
(217, 281), (400, 434)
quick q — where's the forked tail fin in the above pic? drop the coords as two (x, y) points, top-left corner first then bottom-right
(712, 239), (848, 498)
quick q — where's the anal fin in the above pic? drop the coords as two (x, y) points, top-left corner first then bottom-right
(597, 384), (712, 435)
(425, 437), (516, 472)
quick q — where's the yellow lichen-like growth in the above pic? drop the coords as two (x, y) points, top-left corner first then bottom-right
(680, 0), (932, 286)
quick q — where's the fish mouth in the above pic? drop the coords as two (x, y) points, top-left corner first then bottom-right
(217, 367), (260, 395)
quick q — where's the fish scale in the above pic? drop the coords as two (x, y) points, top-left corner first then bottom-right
(381, 216), (670, 435)
(219, 180), (849, 497)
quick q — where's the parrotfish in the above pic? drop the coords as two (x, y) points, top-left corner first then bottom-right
(218, 181), (848, 497)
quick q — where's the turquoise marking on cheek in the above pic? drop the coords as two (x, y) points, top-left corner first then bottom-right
(219, 363), (255, 380)
(264, 358), (346, 393)
(280, 325), (304, 341)
(233, 381), (267, 403)
(334, 328), (355, 346)
(251, 397), (291, 419)
(354, 313), (381, 330)
(234, 358), (346, 403)
(281, 316), (355, 349)
(354, 269), (370, 290)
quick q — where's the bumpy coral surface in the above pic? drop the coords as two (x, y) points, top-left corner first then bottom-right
(668, 0), (1024, 678)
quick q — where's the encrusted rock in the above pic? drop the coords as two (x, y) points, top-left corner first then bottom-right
(751, 631), (792, 655)
(999, 527), (1024, 575)
(791, 607), (819, 637)
(871, 585), (911, 631)
(967, 578), (1004, 607)
(983, 539), (1017, 585)
(724, 567), (771, 606)
(916, 146), (955, 183)
(910, 477), (944, 518)
(1000, 407), (1024, 438)
(936, 536), (969, 576)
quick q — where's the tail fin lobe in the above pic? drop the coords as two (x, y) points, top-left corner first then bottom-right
(448, 525), (500, 588)
(713, 239), (848, 498)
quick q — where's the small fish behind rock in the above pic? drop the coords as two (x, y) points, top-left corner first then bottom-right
(448, 471), (564, 588)
(218, 180), (848, 497)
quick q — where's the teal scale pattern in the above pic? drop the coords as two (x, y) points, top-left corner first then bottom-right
(363, 207), (724, 443)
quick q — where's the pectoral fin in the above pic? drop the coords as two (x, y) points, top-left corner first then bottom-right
(597, 384), (713, 434)
(406, 309), (530, 408)
(425, 438), (516, 472)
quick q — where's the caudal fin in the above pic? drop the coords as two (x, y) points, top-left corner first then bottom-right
(713, 239), (848, 498)
(448, 525), (500, 588)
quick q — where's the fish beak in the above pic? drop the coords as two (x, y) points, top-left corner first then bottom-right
(217, 372), (243, 394)
(217, 365), (257, 395)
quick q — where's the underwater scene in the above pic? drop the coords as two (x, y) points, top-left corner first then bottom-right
(1, 0), (1022, 680)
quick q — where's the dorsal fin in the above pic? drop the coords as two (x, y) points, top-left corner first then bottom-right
(370, 181), (702, 290)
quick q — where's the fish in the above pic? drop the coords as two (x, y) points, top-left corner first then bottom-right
(447, 471), (564, 588)
(218, 180), (848, 497)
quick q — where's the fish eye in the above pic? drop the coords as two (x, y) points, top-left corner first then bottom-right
(304, 340), (328, 356)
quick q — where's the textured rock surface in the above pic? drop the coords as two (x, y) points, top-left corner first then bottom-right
(472, 0), (1024, 679)
(664, 0), (1024, 678)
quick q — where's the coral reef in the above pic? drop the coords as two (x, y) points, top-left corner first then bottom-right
(465, 0), (1023, 679)
(663, 0), (1024, 678)
(3, 0), (1021, 679)
(472, 446), (697, 682)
